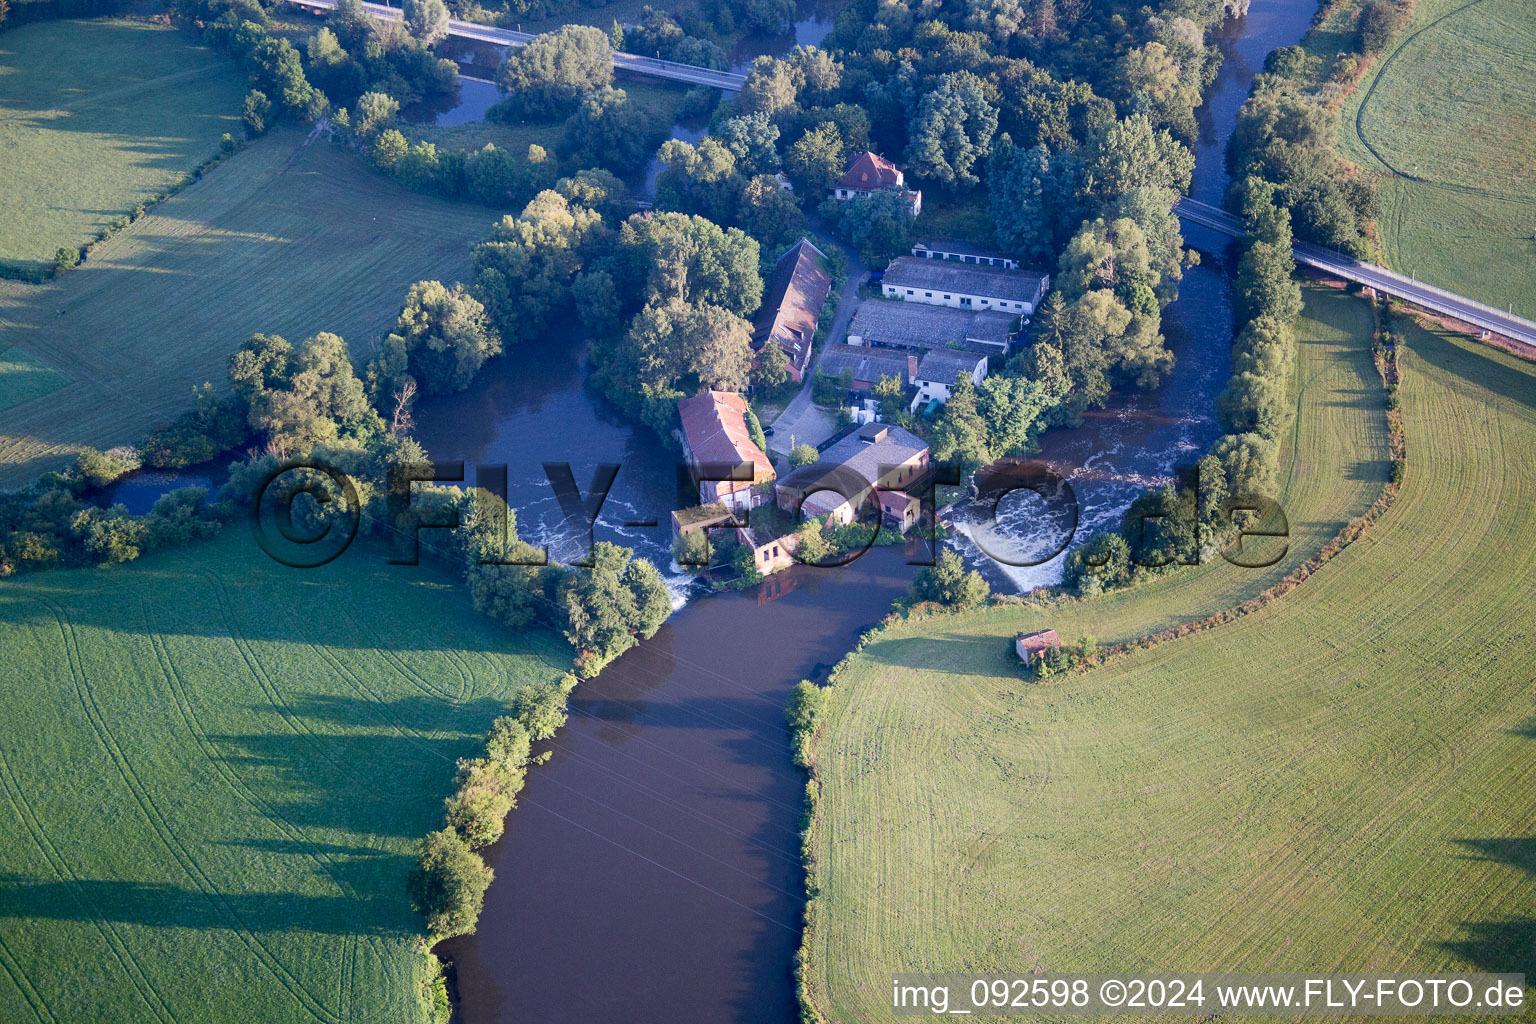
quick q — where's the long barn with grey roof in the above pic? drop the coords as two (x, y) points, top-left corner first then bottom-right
(880, 256), (1049, 315)
(846, 300), (1020, 353)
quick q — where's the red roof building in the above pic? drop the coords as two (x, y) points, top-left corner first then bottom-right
(877, 489), (920, 532)
(831, 152), (922, 215)
(678, 390), (775, 510)
(1015, 629), (1061, 661)
(753, 238), (833, 384)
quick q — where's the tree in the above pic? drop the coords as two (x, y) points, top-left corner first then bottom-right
(910, 548), (990, 608)
(655, 136), (739, 221)
(1079, 114), (1194, 206)
(403, 0), (449, 45)
(497, 25), (613, 117)
(785, 678), (825, 764)
(738, 56), (800, 118)
(730, 0), (794, 33)
(789, 442), (819, 467)
(930, 377), (992, 470)
(471, 190), (605, 345)
(242, 89), (272, 135)
(1211, 431), (1278, 499)
(572, 269), (622, 335)
(246, 332), (376, 452)
(754, 335), (792, 390)
(615, 211), (762, 316)
(784, 122), (847, 197)
(229, 332), (294, 401)
(1116, 41), (1180, 106)
(558, 542), (671, 673)
(555, 168), (631, 219)
(1064, 531), (1132, 593)
(1358, 0), (1401, 54)
(561, 87), (652, 177)
(249, 37), (315, 116)
(354, 91), (399, 140)
(373, 280), (501, 396)
(371, 128), (408, 169)
(408, 827), (493, 938)
(1056, 217), (1157, 300)
(717, 112), (781, 175)
(835, 188), (914, 266)
(326, 0), (375, 50)
(987, 134), (1080, 265)
(618, 300), (755, 394)
(904, 71), (998, 188)
(738, 174), (805, 249)
(786, 45), (842, 106)
(977, 374), (1054, 456)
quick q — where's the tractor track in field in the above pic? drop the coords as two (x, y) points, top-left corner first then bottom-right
(140, 599), (394, 992)
(1353, 0), (1508, 193)
(39, 594), (345, 1024)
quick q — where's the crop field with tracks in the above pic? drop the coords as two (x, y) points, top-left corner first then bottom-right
(0, 129), (497, 487)
(0, 531), (568, 1023)
(0, 18), (249, 276)
(1338, 0), (1536, 319)
(802, 295), (1536, 1021)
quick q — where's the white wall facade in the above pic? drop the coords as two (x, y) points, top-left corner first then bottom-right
(882, 283), (1039, 315)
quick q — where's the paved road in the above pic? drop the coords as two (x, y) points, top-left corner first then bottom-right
(285, 0), (747, 91)
(767, 235), (869, 456)
(1176, 197), (1536, 347)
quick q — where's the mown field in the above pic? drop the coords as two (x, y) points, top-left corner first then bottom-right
(1337, 0), (1536, 318)
(0, 530), (569, 1023)
(0, 129), (497, 487)
(804, 298), (1536, 1019)
(0, 17), (249, 275)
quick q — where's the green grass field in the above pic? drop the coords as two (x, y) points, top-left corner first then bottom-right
(1337, 0), (1536, 318)
(0, 129), (498, 487)
(0, 530), (569, 1023)
(804, 292), (1536, 1020)
(0, 17), (249, 275)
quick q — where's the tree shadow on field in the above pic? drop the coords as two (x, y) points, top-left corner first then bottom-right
(1442, 719), (1536, 979)
(0, 873), (405, 936)
(1406, 324), (1536, 414)
(203, 693), (515, 838)
(1442, 837), (1536, 978)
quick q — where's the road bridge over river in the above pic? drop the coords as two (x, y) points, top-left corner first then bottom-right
(1176, 197), (1536, 346)
(285, 0), (748, 90)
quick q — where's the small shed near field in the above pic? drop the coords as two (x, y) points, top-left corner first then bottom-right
(1015, 629), (1060, 661)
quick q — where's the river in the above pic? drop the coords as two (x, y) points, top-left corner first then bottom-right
(946, 0), (1320, 592)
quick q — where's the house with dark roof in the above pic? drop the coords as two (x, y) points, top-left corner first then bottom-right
(911, 238), (1019, 269)
(817, 344), (916, 392)
(677, 390), (775, 511)
(881, 256), (1050, 315)
(845, 300), (1020, 354)
(829, 151), (922, 215)
(912, 349), (988, 407)
(775, 423), (929, 528)
(753, 238), (833, 384)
